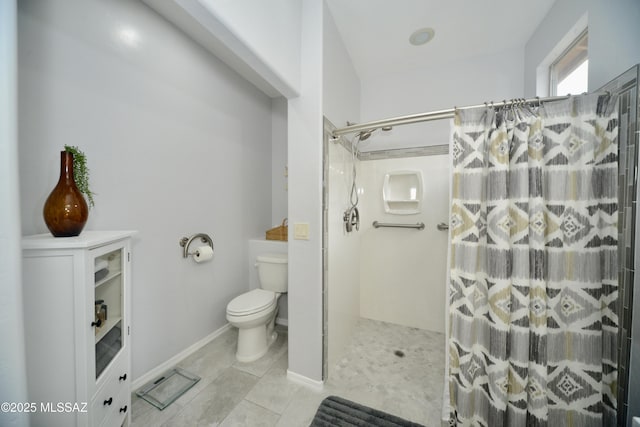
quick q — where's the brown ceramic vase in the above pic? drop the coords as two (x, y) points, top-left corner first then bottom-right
(43, 151), (89, 237)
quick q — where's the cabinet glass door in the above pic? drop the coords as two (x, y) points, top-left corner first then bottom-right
(93, 248), (124, 379)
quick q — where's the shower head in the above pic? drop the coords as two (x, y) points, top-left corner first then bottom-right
(357, 126), (393, 142)
(358, 129), (374, 141)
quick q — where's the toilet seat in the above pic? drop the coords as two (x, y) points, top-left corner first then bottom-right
(227, 289), (276, 316)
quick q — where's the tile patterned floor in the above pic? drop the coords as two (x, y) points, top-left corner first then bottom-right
(131, 319), (445, 426)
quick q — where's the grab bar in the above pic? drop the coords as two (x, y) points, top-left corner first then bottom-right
(437, 223), (449, 231)
(372, 221), (425, 230)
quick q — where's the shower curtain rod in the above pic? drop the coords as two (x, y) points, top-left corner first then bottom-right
(331, 94), (571, 138)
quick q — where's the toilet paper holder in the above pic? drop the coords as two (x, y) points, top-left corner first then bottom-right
(179, 233), (214, 258)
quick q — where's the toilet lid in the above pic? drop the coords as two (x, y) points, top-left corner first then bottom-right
(227, 289), (276, 316)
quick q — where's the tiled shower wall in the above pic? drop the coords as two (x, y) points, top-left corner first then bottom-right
(357, 154), (449, 333)
(601, 65), (639, 426)
(617, 84), (635, 426)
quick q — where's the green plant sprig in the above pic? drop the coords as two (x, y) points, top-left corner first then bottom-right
(64, 145), (95, 208)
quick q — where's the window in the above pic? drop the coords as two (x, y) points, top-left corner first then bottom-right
(550, 30), (588, 96)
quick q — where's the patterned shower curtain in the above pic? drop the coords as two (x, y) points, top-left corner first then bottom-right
(448, 94), (619, 427)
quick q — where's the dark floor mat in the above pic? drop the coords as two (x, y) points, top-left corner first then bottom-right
(310, 395), (425, 427)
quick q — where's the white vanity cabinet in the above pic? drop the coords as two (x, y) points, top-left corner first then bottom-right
(22, 231), (135, 427)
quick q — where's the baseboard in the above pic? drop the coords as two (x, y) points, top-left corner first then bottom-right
(275, 317), (288, 327)
(286, 369), (324, 392)
(132, 323), (232, 391)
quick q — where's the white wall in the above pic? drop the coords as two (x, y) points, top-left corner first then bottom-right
(525, 0), (640, 96)
(199, 0), (301, 94)
(323, 4), (360, 129)
(271, 97), (288, 225)
(359, 155), (449, 333)
(323, 2), (362, 376)
(18, 0), (273, 380)
(142, 0), (301, 98)
(287, 0), (324, 384)
(359, 47), (525, 151)
(0, 1), (29, 426)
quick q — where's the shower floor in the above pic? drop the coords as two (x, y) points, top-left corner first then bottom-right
(326, 318), (446, 426)
(130, 319), (445, 426)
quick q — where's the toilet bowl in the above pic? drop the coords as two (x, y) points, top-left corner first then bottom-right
(226, 289), (279, 362)
(226, 253), (287, 362)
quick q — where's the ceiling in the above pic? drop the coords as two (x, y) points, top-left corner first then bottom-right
(325, 0), (557, 80)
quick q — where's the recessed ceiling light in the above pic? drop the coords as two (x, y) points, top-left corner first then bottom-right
(409, 27), (435, 46)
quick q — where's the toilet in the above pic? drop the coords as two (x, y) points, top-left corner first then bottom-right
(226, 253), (287, 362)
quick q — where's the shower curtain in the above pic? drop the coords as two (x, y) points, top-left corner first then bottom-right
(448, 94), (619, 427)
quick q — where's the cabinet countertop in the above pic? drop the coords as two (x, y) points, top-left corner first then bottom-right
(22, 230), (137, 250)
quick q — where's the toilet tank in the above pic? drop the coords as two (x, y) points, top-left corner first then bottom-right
(256, 253), (288, 293)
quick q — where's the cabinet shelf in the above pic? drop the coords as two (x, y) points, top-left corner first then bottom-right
(95, 316), (122, 344)
(382, 171), (423, 215)
(95, 270), (122, 288)
(384, 200), (421, 214)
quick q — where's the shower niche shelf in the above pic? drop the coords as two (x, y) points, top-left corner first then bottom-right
(382, 170), (423, 215)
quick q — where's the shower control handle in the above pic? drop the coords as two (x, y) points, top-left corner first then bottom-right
(343, 207), (360, 233)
